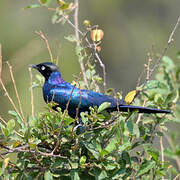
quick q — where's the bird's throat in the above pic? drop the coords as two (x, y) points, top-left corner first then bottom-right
(48, 72), (64, 85)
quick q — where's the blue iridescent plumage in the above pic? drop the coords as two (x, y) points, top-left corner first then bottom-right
(31, 62), (170, 119)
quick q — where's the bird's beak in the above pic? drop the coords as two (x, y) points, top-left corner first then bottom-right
(29, 64), (38, 69)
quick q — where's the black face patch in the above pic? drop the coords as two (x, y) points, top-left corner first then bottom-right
(35, 62), (60, 80)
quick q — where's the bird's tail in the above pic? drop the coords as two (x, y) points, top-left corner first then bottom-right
(118, 105), (171, 114)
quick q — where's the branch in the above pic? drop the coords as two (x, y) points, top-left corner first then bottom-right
(73, 0), (89, 89)
(35, 31), (53, 62)
(141, 16), (180, 89)
(0, 144), (67, 159)
(51, 75), (81, 154)
(6, 61), (26, 125)
(29, 67), (34, 118)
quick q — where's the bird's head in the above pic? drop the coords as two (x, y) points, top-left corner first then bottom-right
(30, 62), (61, 80)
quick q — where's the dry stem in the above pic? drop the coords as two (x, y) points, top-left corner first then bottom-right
(6, 61), (26, 125)
(52, 75), (81, 154)
(35, 31), (53, 62)
(29, 67), (34, 118)
(141, 16), (180, 89)
(73, 0), (89, 89)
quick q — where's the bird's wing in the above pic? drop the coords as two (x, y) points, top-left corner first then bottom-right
(49, 85), (124, 110)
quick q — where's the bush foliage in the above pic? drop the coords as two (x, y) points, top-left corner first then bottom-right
(0, 0), (180, 179)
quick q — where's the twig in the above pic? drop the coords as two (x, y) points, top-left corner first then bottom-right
(62, 13), (83, 36)
(52, 76), (81, 154)
(0, 144), (67, 159)
(173, 173), (180, 180)
(0, 154), (17, 168)
(6, 61), (26, 125)
(35, 31), (53, 62)
(141, 16), (180, 89)
(72, 80), (82, 135)
(73, 0), (89, 89)
(0, 76), (22, 122)
(29, 67), (34, 118)
(136, 99), (146, 124)
(62, 11), (107, 91)
(93, 43), (106, 91)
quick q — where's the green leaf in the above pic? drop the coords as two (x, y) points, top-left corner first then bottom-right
(177, 51), (180, 59)
(40, 0), (52, 6)
(97, 102), (111, 113)
(7, 119), (15, 133)
(0, 121), (5, 129)
(98, 170), (108, 180)
(162, 56), (175, 72)
(44, 171), (53, 180)
(105, 137), (116, 153)
(25, 4), (41, 9)
(146, 80), (168, 91)
(118, 141), (131, 152)
(52, 14), (59, 24)
(100, 149), (109, 157)
(136, 160), (156, 177)
(144, 144), (160, 162)
(75, 45), (83, 56)
(83, 141), (100, 160)
(80, 156), (86, 165)
(70, 170), (80, 180)
(112, 169), (126, 179)
(126, 120), (140, 138)
(8, 110), (25, 129)
(64, 34), (76, 42)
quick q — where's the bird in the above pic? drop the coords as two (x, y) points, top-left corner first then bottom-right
(30, 62), (170, 119)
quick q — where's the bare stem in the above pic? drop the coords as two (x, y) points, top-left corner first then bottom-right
(29, 67), (34, 118)
(93, 43), (106, 91)
(35, 31), (53, 62)
(141, 16), (180, 89)
(0, 78), (22, 122)
(6, 61), (26, 125)
(73, 0), (89, 89)
(52, 75), (81, 154)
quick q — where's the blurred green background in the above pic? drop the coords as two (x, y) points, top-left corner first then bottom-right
(0, 0), (180, 118)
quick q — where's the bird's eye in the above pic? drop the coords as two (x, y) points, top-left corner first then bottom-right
(41, 66), (46, 71)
